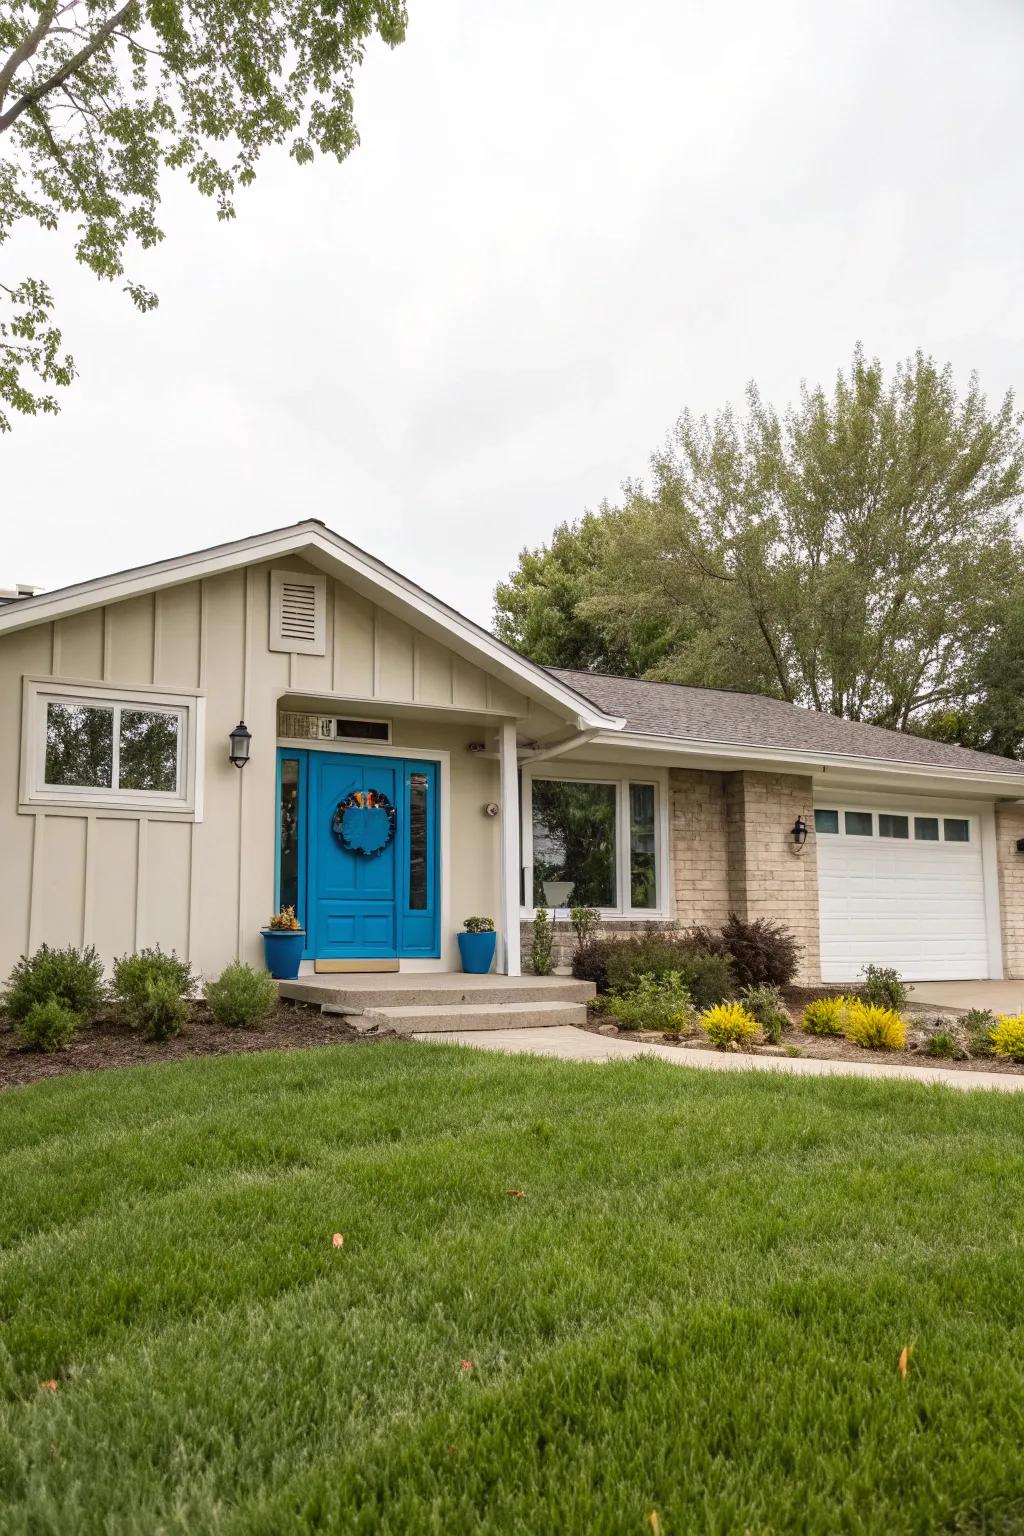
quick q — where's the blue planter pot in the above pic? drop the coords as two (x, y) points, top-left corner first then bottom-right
(261, 928), (306, 980)
(458, 930), (497, 974)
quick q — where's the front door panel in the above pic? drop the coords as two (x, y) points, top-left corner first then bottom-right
(302, 751), (439, 960)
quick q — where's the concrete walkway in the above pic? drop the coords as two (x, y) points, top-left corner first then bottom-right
(412, 1025), (1024, 1094)
(911, 980), (1024, 1014)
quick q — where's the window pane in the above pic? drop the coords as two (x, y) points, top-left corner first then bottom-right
(845, 811), (873, 836)
(914, 817), (939, 841)
(335, 718), (389, 741)
(814, 809), (839, 834)
(45, 702), (113, 787)
(408, 772), (428, 910)
(629, 784), (657, 909)
(119, 709), (180, 792)
(532, 780), (617, 908)
(944, 818), (970, 843)
(878, 814), (909, 839)
(279, 759), (300, 913)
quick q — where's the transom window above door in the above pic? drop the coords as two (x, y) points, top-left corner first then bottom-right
(522, 771), (664, 914)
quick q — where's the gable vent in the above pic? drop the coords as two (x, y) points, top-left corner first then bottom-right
(269, 569), (327, 655)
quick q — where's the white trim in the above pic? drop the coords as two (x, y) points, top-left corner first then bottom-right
(520, 761), (670, 920)
(498, 720), (521, 975)
(0, 521), (624, 730)
(278, 737), (451, 969)
(583, 730), (1024, 793)
(20, 677), (204, 817)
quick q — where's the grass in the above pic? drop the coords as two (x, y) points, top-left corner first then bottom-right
(1, 1045), (1024, 1534)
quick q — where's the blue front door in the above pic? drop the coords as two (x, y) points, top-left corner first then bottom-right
(281, 749), (439, 961)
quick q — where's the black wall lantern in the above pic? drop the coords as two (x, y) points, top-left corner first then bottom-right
(229, 720), (252, 768)
(791, 814), (808, 848)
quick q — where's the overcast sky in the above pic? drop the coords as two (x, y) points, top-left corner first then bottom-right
(3, 0), (1023, 625)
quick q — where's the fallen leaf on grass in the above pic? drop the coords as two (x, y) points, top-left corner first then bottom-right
(506, 1189), (526, 1199)
(649, 1513), (662, 1535)
(332, 1233), (344, 1249)
(898, 1346), (909, 1378)
(38, 1380), (58, 1392)
(460, 1360), (474, 1371)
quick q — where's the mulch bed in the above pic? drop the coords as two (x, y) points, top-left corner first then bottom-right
(0, 1001), (395, 1090)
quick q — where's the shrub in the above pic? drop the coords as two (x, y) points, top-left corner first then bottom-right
(925, 1031), (960, 1060)
(2, 943), (105, 1022)
(463, 916), (495, 933)
(700, 1000), (759, 1048)
(16, 998), (80, 1052)
(604, 936), (733, 1009)
(572, 941), (612, 992)
(741, 983), (791, 1045)
(570, 906), (601, 949)
(111, 946), (194, 1028)
(204, 963), (278, 1028)
(859, 964), (910, 1011)
(843, 1000), (906, 1051)
(960, 1008), (996, 1057)
(689, 914), (801, 989)
(530, 908), (554, 976)
(600, 973), (696, 1035)
(990, 1014), (1024, 1062)
(135, 977), (190, 1041)
(268, 906), (302, 931)
(801, 995), (848, 1036)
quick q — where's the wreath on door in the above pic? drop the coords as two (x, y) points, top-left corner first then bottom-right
(331, 789), (396, 857)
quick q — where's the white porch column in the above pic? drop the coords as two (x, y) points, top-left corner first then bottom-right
(498, 719), (521, 976)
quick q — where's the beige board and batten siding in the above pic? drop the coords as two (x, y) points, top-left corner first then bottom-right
(0, 559), (526, 980)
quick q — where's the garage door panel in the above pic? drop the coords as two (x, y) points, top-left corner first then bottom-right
(816, 812), (991, 982)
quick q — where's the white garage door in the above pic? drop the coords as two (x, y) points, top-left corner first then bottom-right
(815, 806), (991, 982)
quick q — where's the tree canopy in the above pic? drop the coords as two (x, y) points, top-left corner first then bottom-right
(495, 348), (1024, 750)
(0, 0), (406, 430)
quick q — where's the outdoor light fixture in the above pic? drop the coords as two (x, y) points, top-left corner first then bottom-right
(791, 814), (809, 849)
(229, 720), (252, 768)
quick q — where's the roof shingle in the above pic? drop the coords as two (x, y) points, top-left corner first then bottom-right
(548, 668), (1024, 779)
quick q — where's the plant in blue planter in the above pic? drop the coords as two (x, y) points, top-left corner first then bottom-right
(261, 906), (306, 980)
(457, 916), (497, 974)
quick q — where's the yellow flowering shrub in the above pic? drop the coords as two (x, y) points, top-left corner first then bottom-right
(842, 1000), (906, 1051)
(700, 1000), (760, 1048)
(990, 1014), (1024, 1062)
(801, 995), (849, 1036)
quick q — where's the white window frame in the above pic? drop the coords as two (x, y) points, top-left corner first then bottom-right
(813, 802), (975, 845)
(520, 764), (670, 918)
(20, 678), (205, 816)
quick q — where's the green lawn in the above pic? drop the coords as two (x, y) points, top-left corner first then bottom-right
(2, 1045), (1024, 1535)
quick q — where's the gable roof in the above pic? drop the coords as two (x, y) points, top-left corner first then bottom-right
(550, 668), (1024, 780)
(0, 521), (624, 730)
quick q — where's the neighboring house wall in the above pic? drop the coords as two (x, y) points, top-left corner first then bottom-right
(0, 559), (525, 979)
(995, 802), (1024, 979)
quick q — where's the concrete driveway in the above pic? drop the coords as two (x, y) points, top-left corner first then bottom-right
(911, 981), (1024, 1014)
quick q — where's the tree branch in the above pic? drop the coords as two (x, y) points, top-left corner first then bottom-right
(0, 5), (58, 115)
(0, 1), (136, 134)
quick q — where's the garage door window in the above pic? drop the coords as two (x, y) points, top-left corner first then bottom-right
(879, 814), (909, 839)
(944, 818), (970, 842)
(914, 817), (939, 841)
(845, 811), (873, 836)
(814, 809), (839, 834)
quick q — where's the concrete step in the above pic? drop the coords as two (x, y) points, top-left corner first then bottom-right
(280, 976), (595, 1011)
(337, 1000), (590, 1034)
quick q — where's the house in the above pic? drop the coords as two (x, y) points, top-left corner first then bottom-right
(2, 518), (1024, 987)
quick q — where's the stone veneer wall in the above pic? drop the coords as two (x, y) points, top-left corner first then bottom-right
(520, 767), (821, 981)
(995, 802), (1024, 978)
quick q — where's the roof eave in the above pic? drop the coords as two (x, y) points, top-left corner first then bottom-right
(582, 730), (1024, 790)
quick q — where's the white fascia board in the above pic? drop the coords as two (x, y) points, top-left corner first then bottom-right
(581, 731), (1024, 793)
(0, 521), (625, 733)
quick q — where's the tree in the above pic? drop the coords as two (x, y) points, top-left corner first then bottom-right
(496, 348), (1024, 738)
(0, 0), (406, 430)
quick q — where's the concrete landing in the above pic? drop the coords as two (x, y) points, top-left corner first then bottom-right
(279, 971), (595, 1032)
(412, 1025), (1024, 1093)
